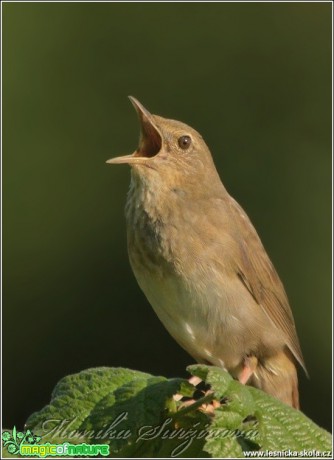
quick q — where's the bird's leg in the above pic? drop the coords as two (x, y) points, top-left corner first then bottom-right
(238, 355), (258, 384)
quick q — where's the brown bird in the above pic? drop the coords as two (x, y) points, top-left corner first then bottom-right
(107, 97), (307, 409)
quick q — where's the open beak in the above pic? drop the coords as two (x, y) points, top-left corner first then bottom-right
(106, 96), (162, 165)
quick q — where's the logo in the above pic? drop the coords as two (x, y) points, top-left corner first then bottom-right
(2, 427), (41, 456)
(2, 427), (110, 458)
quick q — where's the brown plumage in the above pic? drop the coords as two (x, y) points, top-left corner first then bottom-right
(107, 97), (307, 409)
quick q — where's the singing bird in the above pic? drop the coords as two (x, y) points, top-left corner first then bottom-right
(107, 97), (307, 408)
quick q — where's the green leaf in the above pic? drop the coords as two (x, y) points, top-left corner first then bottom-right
(187, 365), (332, 457)
(25, 366), (206, 457)
(249, 386), (332, 452)
(25, 365), (332, 458)
(82, 376), (183, 453)
(25, 367), (151, 443)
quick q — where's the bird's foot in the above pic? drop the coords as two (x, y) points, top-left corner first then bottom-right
(238, 355), (258, 384)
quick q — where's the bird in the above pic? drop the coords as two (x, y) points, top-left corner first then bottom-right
(107, 96), (307, 409)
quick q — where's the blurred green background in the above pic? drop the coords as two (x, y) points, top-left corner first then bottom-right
(3, 2), (332, 432)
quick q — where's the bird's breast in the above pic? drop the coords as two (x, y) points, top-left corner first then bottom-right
(124, 178), (284, 370)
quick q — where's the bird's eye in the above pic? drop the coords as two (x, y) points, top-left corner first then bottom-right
(178, 135), (192, 150)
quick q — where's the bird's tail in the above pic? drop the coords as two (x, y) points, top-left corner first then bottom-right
(249, 349), (300, 409)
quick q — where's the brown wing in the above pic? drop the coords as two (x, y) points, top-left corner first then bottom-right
(228, 196), (307, 374)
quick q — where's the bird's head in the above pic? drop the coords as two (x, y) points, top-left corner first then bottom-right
(107, 97), (222, 194)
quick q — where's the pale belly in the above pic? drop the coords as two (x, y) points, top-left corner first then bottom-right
(131, 262), (284, 374)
